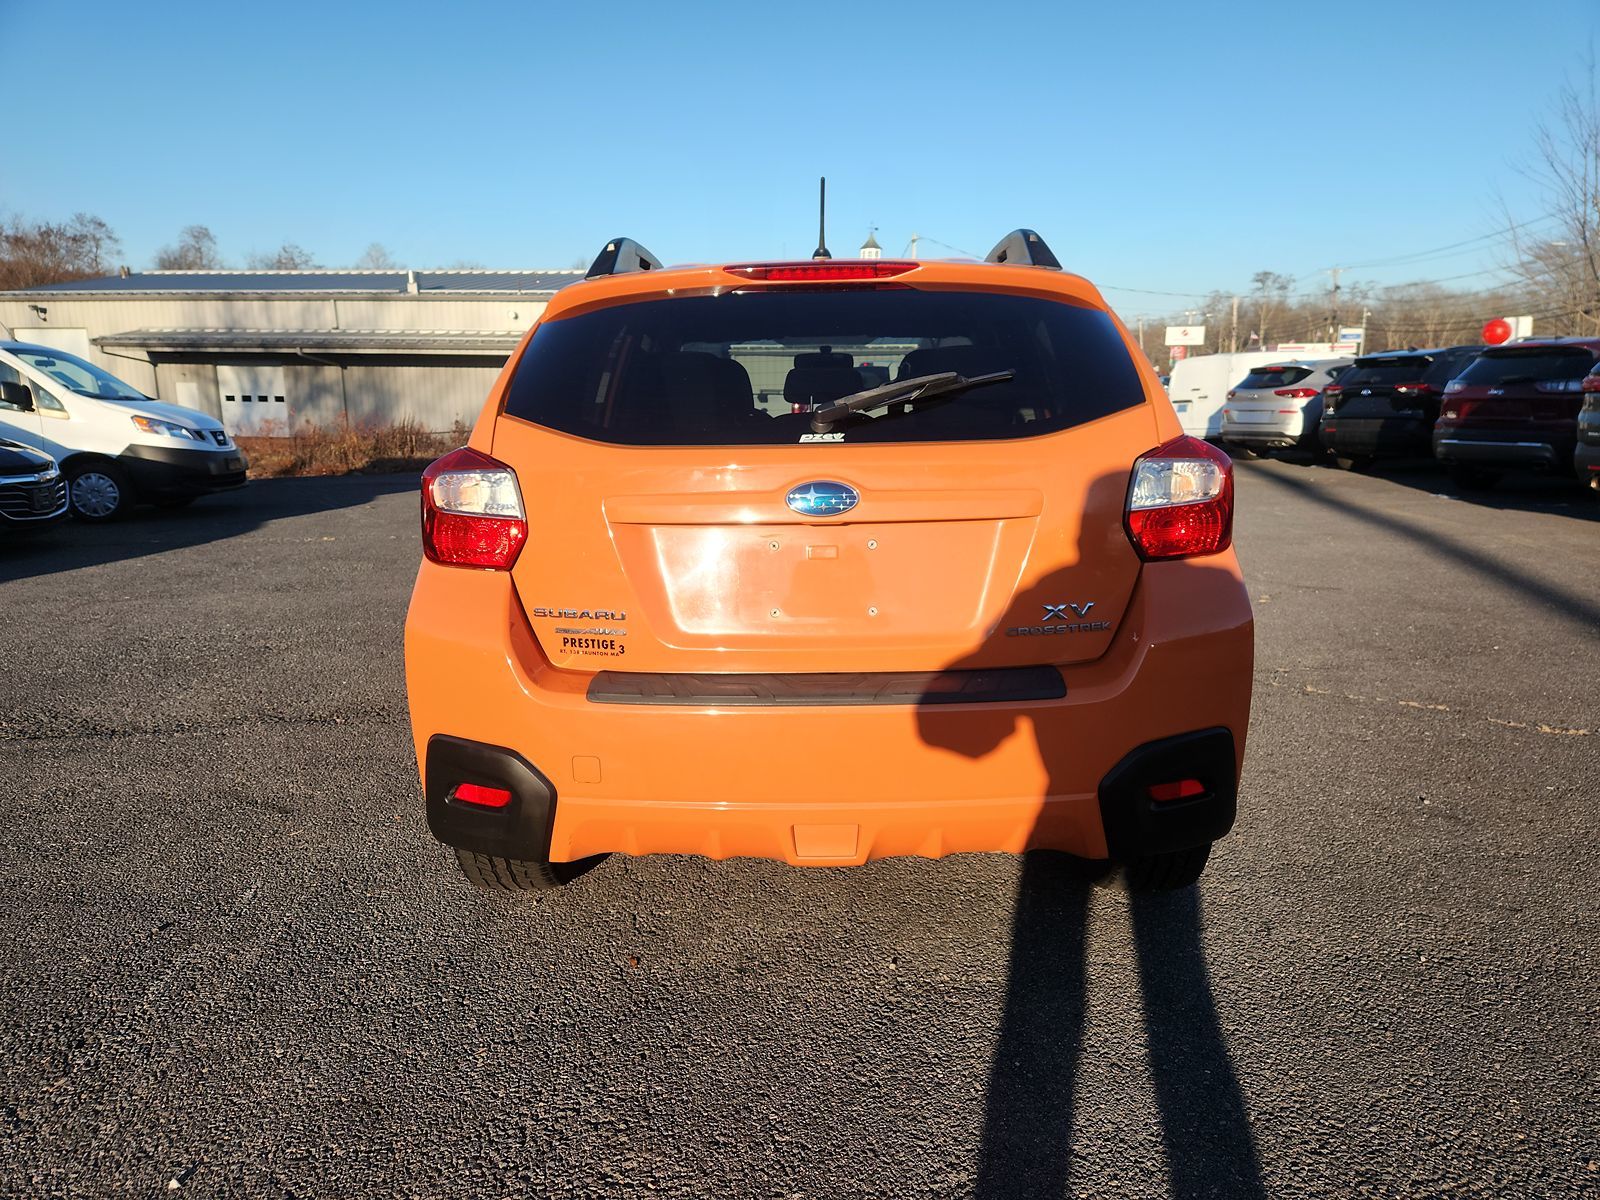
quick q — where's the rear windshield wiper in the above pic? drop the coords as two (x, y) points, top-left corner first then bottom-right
(809, 369), (1015, 434)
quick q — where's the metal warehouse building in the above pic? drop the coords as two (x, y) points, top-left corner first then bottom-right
(0, 269), (582, 434)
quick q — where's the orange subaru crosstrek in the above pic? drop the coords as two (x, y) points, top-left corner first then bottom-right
(405, 230), (1253, 894)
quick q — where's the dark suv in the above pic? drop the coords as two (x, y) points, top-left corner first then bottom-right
(1433, 338), (1600, 488)
(1577, 363), (1600, 492)
(1320, 345), (1481, 468)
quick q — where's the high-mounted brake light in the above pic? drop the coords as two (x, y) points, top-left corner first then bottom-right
(420, 446), (527, 570)
(725, 261), (918, 282)
(1125, 435), (1234, 561)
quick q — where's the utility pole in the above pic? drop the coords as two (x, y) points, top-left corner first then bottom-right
(1230, 295), (1240, 353)
(1327, 267), (1343, 343)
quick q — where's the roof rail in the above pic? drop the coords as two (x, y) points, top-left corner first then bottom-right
(984, 229), (1061, 270)
(585, 237), (663, 280)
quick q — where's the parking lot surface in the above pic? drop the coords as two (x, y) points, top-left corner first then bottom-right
(1, 461), (1596, 1198)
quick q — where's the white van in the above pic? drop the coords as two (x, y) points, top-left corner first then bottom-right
(0, 340), (247, 521)
(1167, 350), (1316, 438)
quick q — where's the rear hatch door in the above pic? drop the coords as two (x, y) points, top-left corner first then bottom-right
(1446, 345), (1595, 427)
(492, 284), (1158, 675)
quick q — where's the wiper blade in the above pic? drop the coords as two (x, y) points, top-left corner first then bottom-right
(809, 369), (1015, 433)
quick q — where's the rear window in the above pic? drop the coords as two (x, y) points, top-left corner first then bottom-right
(1456, 347), (1596, 386)
(1237, 366), (1312, 389)
(501, 289), (1144, 445)
(1341, 357), (1433, 387)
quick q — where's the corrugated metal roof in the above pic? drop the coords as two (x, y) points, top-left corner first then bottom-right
(9, 269), (584, 296)
(95, 328), (526, 353)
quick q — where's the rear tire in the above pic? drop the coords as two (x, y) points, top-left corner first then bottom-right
(451, 848), (591, 893)
(1123, 843), (1211, 891)
(1450, 466), (1498, 491)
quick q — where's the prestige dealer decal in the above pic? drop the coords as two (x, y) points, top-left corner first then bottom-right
(531, 607), (630, 657)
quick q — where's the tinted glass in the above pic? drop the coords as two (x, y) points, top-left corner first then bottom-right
(1341, 358), (1432, 386)
(501, 289), (1144, 445)
(1238, 366), (1312, 389)
(1456, 348), (1596, 385)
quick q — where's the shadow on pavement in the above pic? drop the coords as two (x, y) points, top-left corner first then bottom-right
(0, 472), (419, 583)
(914, 501), (1266, 1195)
(1244, 462), (1600, 632)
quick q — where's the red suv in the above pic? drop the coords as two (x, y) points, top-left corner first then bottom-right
(1433, 338), (1600, 489)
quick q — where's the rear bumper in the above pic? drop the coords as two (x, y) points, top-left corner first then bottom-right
(405, 556), (1254, 866)
(120, 444), (249, 497)
(1432, 429), (1570, 471)
(1222, 415), (1307, 448)
(1576, 441), (1600, 478)
(1320, 417), (1431, 458)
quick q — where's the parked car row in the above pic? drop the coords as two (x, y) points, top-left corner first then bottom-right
(1212, 337), (1600, 492)
(0, 340), (247, 533)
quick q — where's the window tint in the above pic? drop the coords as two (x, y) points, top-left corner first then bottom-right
(1456, 348), (1596, 385)
(1238, 366), (1312, 389)
(1341, 358), (1433, 386)
(501, 289), (1145, 445)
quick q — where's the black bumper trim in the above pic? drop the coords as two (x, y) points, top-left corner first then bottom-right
(424, 735), (557, 860)
(587, 666), (1067, 706)
(1098, 728), (1238, 859)
(119, 444), (250, 496)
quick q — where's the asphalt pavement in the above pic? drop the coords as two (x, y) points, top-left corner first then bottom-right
(1, 460), (1595, 1198)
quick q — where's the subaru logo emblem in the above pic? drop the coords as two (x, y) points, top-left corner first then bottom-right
(786, 480), (859, 517)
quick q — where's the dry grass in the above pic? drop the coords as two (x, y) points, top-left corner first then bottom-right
(236, 418), (470, 478)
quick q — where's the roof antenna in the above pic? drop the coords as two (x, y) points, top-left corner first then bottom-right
(812, 176), (831, 260)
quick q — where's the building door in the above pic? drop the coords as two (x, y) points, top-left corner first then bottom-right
(215, 365), (289, 435)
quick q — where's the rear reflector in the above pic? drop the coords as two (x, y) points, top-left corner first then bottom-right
(1148, 779), (1206, 802)
(452, 782), (512, 808)
(725, 261), (918, 281)
(1125, 435), (1234, 561)
(421, 447), (527, 570)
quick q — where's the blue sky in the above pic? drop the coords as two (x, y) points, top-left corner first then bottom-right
(3, 0), (1595, 312)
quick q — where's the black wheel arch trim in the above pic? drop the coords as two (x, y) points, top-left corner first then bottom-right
(1097, 727), (1238, 859)
(423, 735), (557, 862)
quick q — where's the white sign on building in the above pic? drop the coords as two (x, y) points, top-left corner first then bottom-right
(1165, 326), (1206, 346)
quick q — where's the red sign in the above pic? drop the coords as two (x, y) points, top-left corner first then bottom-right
(1482, 318), (1513, 345)
(1170, 346), (1189, 361)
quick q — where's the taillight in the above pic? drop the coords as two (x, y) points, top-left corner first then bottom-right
(420, 446), (527, 570)
(1125, 435), (1234, 561)
(725, 261), (917, 281)
(1323, 385), (1342, 413)
(1582, 372), (1600, 393)
(1444, 380), (1466, 394)
(1273, 387), (1319, 398)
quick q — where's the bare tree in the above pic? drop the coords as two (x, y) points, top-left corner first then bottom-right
(1505, 59), (1600, 335)
(355, 242), (400, 269)
(155, 224), (223, 270)
(247, 243), (318, 270)
(0, 212), (123, 289)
